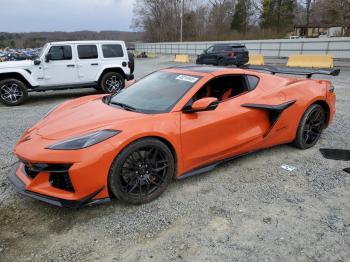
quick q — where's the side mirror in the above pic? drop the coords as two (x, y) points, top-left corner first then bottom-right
(34, 59), (41, 65)
(45, 53), (51, 63)
(203, 49), (207, 54)
(183, 97), (219, 113)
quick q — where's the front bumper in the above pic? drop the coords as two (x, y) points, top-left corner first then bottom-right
(8, 163), (110, 208)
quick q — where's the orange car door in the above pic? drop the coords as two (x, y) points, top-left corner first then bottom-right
(180, 91), (271, 172)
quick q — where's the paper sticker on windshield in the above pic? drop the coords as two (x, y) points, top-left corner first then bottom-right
(176, 75), (199, 83)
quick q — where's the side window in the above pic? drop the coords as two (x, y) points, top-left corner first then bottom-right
(190, 75), (249, 104)
(213, 46), (223, 52)
(77, 45), (98, 59)
(206, 46), (214, 53)
(102, 44), (124, 58)
(48, 46), (72, 60)
(247, 75), (260, 90)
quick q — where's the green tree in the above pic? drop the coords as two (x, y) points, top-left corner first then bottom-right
(231, 0), (251, 34)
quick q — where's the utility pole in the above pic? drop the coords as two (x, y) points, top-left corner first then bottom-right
(305, 0), (312, 38)
(180, 0), (184, 42)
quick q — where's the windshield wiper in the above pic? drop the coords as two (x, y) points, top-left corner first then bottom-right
(110, 101), (137, 112)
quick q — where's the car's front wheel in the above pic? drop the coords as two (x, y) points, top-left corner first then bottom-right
(293, 104), (326, 149)
(108, 138), (175, 204)
(100, 72), (125, 94)
(0, 78), (28, 106)
(217, 58), (226, 66)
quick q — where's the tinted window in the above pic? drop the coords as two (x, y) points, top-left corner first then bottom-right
(77, 45), (98, 59)
(191, 75), (248, 103)
(102, 44), (123, 58)
(48, 46), (72, 60)
(206, 46), (214, 53)
(247, 75), (259, 90)
(214, 46), (231, 52)
(109, 72), (200, 113)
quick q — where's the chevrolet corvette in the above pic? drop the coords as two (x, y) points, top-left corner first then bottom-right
(8, 65), (339, 207)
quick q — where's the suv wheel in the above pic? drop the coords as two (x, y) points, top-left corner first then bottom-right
(217, 58), (226, 66)
(100, 72), (125, 94)
(0, 78), (28, 106)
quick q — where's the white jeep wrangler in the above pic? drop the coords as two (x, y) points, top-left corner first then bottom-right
(0, 40), (134, 106)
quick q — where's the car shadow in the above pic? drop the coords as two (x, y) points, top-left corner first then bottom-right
(0, 89), (104, 108)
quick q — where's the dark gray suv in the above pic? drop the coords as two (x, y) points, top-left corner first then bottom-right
(196, 43), (249, 67)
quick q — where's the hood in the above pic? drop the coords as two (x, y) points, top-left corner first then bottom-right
(0, 60), (33, 69)
(35, 95), (147, 140)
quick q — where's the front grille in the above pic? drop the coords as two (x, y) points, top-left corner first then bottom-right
(20, 160), (72, 191)
(23, 165), (39, 179)
(49, 172), (75, 192)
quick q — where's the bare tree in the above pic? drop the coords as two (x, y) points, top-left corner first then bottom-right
(206, 0), (236, 38)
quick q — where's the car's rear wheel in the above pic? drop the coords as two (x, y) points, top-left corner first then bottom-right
(100, 72), (125, 94)
(0, 78), (28, 106)
(293, 104), (325, 149)
(108, 138), (175, 204)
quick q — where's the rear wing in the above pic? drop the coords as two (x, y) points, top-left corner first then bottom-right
(241, 65), (340, 79)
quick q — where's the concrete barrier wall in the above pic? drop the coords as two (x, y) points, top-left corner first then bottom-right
(135, 37), (350, 60)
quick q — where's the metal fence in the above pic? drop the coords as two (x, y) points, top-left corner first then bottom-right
(135, 37), (350, 60)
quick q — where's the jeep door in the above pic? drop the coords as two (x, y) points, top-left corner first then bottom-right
(42, 45), (78, 86)
(75, 44), (101, 84)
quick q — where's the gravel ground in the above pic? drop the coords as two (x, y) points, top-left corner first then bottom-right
(0, 56), (349, 262)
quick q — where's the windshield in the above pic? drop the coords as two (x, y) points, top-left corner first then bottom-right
(38, 43), (48, 58)
(109, 71), (200, 113)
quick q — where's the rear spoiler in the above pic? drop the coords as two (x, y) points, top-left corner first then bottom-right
(241, 65), (340, 79)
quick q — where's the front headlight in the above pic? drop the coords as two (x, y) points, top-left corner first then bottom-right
(47, 130), (121, 150)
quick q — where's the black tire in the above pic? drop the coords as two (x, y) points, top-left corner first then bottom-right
(217, 58), (225, 66)
(0, 78), (28, 106)
(100, 72), (125, 94)
(293, 104), (326, 149)
(128, 52), (135, 74)
(108, 138), (175, 204)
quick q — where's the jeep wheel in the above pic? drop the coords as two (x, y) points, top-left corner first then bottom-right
(0, 78), (28, 106)
(100, 72), (125, 94)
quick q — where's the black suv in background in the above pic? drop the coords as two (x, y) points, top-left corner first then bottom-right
(196, 43), (249, 67)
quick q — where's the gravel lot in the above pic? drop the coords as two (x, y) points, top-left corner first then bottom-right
(0, 56), (349, 262)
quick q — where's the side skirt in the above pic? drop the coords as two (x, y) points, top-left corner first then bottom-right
(29, 82), (98, 92)
(176, 152), (251, 180)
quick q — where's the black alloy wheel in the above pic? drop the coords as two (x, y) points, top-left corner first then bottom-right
(108, 138), (175, 204)
(294, 104), (326, 149)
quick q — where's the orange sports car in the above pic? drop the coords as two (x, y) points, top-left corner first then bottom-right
(9, 65), (339, 207)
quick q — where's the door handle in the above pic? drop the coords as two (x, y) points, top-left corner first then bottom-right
(91, 63), (98, 66)
(66, 64), (75, 67)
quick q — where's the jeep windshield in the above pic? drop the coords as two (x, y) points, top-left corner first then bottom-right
(37, 43), (48, 58)
(107, 71), (201, 114)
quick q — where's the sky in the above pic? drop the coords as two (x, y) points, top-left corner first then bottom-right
(0, 0), (136, 32)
